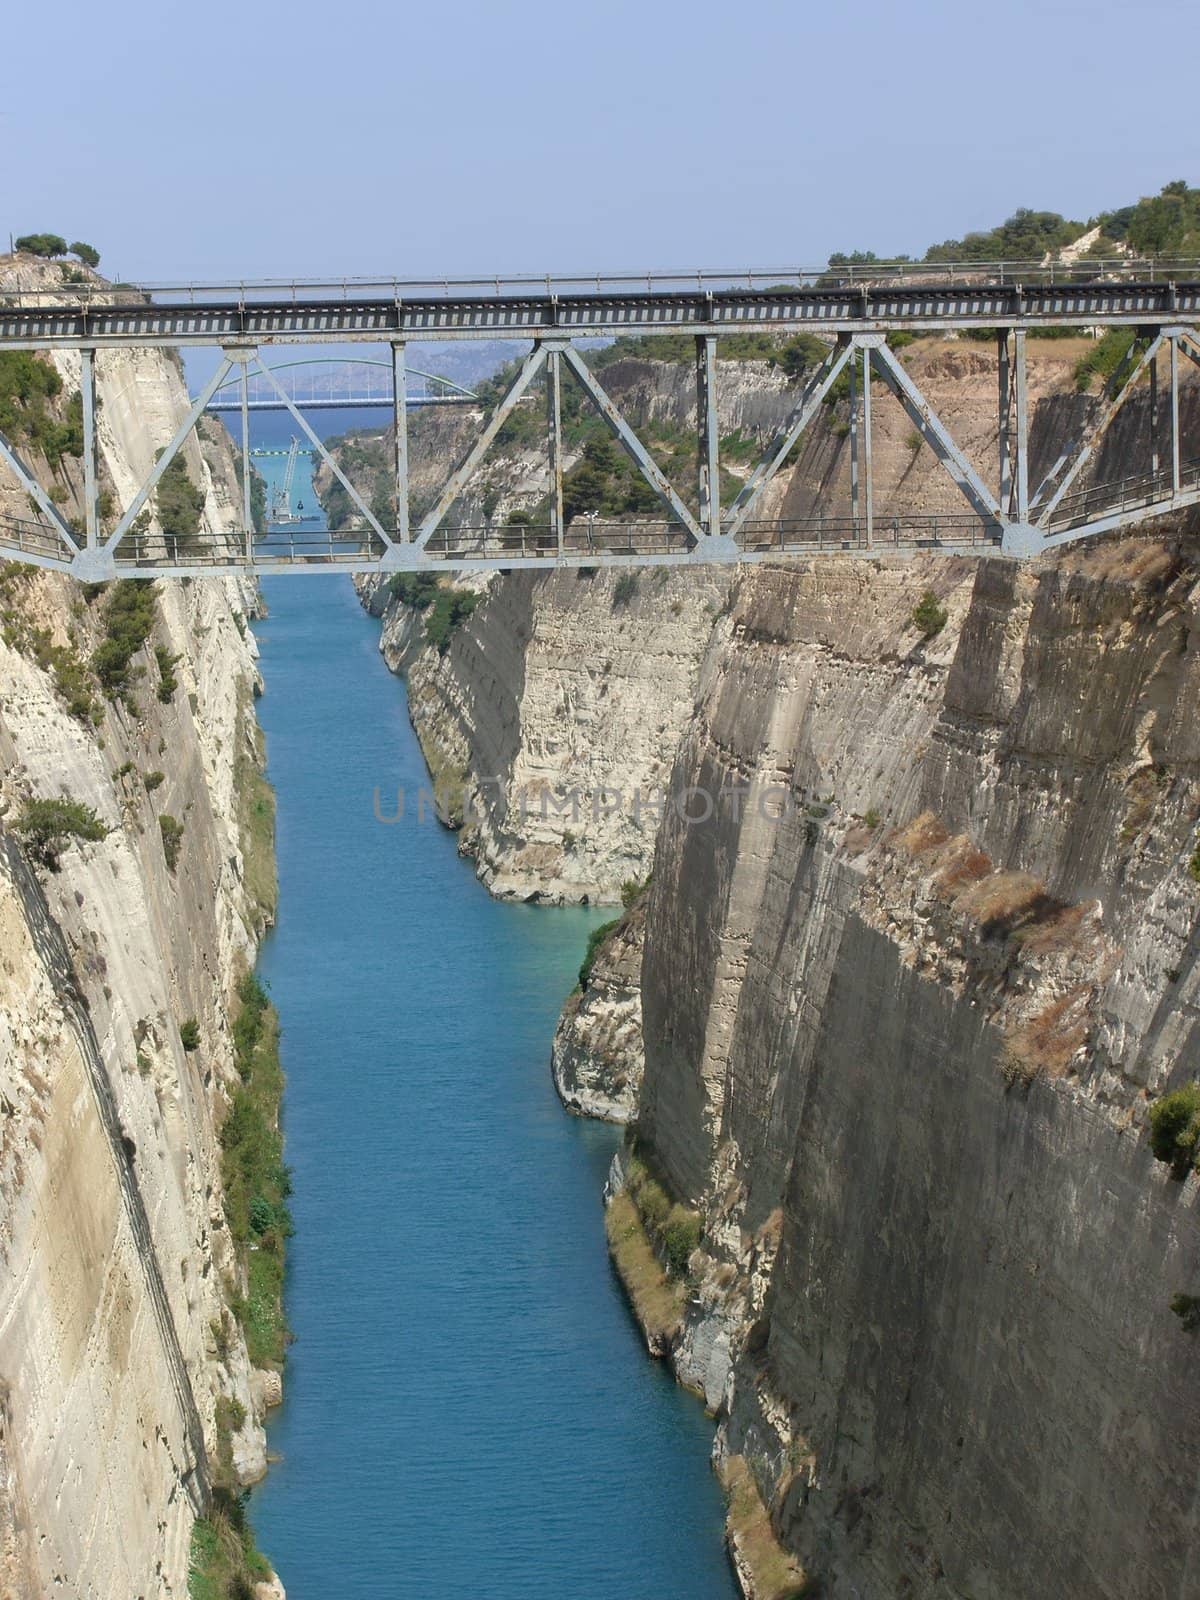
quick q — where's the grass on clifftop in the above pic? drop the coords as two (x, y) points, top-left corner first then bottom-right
(188, 1501), (273, 1600)
(234, 686), (277, 933)
(605, 1189), (687, 1346)
(221, 971), (291, 1368)
(720, 1455), (813, 1600)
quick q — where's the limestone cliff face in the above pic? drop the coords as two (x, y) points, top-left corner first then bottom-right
(0, 270), (279, 1600)
(551, 896), (646, 1121)
(364, 566), (731, 902)
(626, 537), (1200, 1599)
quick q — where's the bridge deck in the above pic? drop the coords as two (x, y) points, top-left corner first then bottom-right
(2, 278), (1199, 348)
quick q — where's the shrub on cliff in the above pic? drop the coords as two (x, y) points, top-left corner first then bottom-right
(424, 587), (479, 654)
(12, 796), (109, 868)
(1149, 1083), (1200, 1178)
(93, 580), (157, 699)
(387, 572), (440, 610)
(579, 918), (620, 989)
(69, 240), (100, 268)
(911, 590), (948, 639)
(155, 453), (205, 546)
(158, 813), (185, 872)
(1189, 840), (1200, 883)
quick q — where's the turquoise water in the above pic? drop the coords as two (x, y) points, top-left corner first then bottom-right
(247, 416), (737, 1599)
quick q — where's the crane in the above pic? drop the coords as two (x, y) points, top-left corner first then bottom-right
(268, 436), (305, 525)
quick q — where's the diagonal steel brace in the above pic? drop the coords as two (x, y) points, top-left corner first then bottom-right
(870, 341), (1001, 526)
(415, 343), (549, 548)
(1034, 333), (1164, 526)
(724, 340), (852, 538)
(251, 356), (393, 548)
(560, 345), (702, 543)
(0, 426), (81, 557)
(105, 357), (235, 551)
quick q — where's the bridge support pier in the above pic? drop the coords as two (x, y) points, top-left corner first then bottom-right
(80, 348), (99, 551)
(391, 342), (410, 542)
(547, 347), (564, 555)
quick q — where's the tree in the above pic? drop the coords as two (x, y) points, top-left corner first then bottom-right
(14, 233), (67, 259)
(69, 241), (100, 268)
(13, 796), (109, 868)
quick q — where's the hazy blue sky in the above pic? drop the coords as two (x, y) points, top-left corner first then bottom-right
(3, 0), (1195, 282)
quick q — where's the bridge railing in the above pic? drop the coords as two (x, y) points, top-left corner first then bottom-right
(423, 520), (694, 560)
(6, 259), (1200, 310)
(1045, 456), (1200, 533)
(0, 512), (75, 563)
(735, 514), (1003, 552)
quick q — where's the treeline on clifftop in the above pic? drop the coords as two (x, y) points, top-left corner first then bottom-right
(828, 178), (1200, 265)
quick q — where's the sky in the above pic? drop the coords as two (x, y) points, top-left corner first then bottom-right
(2, 0), (1196, 284)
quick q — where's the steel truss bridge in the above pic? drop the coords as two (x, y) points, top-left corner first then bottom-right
(0, 263), (1198, 580)
(201, 357), (478, 413)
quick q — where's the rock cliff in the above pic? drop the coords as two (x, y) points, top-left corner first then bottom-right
(0, 257), (281, 1599)
(616, 537), (1200, 1599)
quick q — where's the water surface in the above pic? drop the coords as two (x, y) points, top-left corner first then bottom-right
(248, 421), (736, 1599)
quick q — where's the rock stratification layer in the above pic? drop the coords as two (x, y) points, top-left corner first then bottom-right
(624, 541), (1200, 1599)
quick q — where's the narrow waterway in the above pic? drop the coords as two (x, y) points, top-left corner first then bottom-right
(247, 418), (738, 1599)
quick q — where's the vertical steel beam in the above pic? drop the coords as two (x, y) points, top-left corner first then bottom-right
(416, 342), (549, 548)
(849, 345), (859, 533)
(239, 356), (253, 558)
(696, 335), (720, 535)
(80, 347), (99, 550)
(392, 340), (410, 541)
(862, 344), (874, 546)
(1014, 329), (1029, 524)
(998, 332), (1011, 514)
(1171, 332), (1181, 494)
(1149, 343), (1159, 478)
(106, 356), (235, 550)
(547, 346), (564, 554)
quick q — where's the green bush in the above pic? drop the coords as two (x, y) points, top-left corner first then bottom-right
(612, 571), (639, 608)
(579, 917), (620, 989)
(155, 645), (180, 702)
(12, 795), (108, 868)
(1170, 1293), (1200, 1332)
(911, 590), (948, 638)
(386, 572), (441, 610)
(663, 1209), (702, 1277)
(179, 1018), (200, 1051)
(14, 232), (67, 258)
(424, 588), (479, 654)
(69, 240), (100, 268)
(155, 453), (205, 544)
(1073, 328), (1138, 394)
(92, 580), (157, 699)
(143, 769), (165, 791)
(1149, 1083), (1200, 1177)
(620, 876), (648, 909)
(1188, 840), (1200, 883)
(220, 972), (291, 1367)
(0, 352), (83, 468)
(159, 812), (185, 871)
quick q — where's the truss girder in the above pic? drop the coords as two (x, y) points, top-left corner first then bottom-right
(2, 305), (1198, 581)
